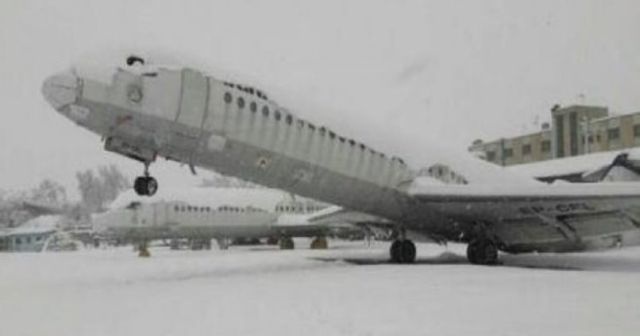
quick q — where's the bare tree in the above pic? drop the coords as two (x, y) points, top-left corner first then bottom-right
(29, 179), (68, 206)
(77, 165), (129, 212)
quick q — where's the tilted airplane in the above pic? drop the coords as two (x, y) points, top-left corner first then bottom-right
(93, 186), (359, 251)
(42, 55), (640, 264)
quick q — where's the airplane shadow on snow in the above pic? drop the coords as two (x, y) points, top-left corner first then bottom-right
(311, 250), (640, 273)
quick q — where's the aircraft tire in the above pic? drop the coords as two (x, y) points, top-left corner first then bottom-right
(310, 236), (328, 249)
(133, 176), (158, 196)
(145, 176), (158, 196)
(467, 239), (498, 265)
(279, 237), (295, 250)
(134, 176), (147, 196)
(390, 240), (416, 263)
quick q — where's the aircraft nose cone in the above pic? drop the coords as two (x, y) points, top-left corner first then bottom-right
(42, 70), (78, 110)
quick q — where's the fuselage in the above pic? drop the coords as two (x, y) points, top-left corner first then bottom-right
(43, 64), (427, 225)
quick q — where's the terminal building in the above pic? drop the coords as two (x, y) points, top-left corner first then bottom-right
(469, 105), (640, 166)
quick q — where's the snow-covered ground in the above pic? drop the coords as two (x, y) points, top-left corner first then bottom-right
(1, 240), (640, 336)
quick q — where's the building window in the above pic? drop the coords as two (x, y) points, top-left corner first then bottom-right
(634, 124), (640, 138)
(486, 151), (496, 162)
(250, 101), (257, 112)
(608, 128), (620, 141)
(503, 148), (513, 158)
(522, 144), (532, 156)
(224, 92), (232, 103)
(541, 140), (551, 152)
(237, 97), (245, 109)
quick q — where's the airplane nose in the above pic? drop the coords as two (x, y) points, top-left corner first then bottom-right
(42, 70), (79, 110)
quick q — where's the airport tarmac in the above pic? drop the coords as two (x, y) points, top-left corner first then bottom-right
(1, 240), (640, 336)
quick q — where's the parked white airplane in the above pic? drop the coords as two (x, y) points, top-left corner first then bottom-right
(42, 55), (640, 264)
(93, 187), (357, 250)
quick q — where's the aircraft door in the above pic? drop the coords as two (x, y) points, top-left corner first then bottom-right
(177, 69), (209, 131)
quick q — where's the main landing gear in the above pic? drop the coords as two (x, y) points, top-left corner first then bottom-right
(466, 239), (499, 265)
(390, 239), (416, 263)
(134, 162), (158, 196)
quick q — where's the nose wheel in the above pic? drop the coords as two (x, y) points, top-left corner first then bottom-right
(133, 163), (158, 196)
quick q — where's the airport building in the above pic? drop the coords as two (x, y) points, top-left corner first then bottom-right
(469, 105), (640, 166)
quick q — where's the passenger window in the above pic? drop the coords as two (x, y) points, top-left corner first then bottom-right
(274, 110), (282, 121)
(319, 127), (326, 136)
(308, 123), (316, 131)
(250, 101), (257, 112)
(262, 106), (269, 117)
(286, 114), (293, 125)
(329, 131), (336, 139)
(237, 97), (245, 109)
(297, 120), (305, 128)
(224, 92), (232, 103)
(348, 139), (356, 146)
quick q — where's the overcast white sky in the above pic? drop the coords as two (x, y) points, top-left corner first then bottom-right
(1, 0), (640, 199)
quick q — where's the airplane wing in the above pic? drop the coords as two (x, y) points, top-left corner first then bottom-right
(408, 182), (640, 253)
(508, 148), (640, 182)
(272, 206), (389, 237)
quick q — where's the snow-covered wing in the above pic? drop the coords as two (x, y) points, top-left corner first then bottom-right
(302, 206), (392, 226)
(272, 206), (386, 237)
(409, 183), (640, 253)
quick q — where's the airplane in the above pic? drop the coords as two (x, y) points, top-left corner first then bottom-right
(42, 55), (640, 264)
(507, 148), (640, 183)
(93, 186), (362, 252)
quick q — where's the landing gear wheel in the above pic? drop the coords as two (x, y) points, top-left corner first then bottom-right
(133, 176), (158, 196)
(279, 237), (295, 250)
(137, 241), (150, 258)
(390, 240), (416, 263)
(310, 236), (328, 249)
(467, 239), (498, 265)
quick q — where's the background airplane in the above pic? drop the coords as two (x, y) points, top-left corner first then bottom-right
(42, 55), (640, 265)
(94, 186), (367, 255)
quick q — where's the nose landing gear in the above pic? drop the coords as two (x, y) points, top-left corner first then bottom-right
(133, 162), (158, 196)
